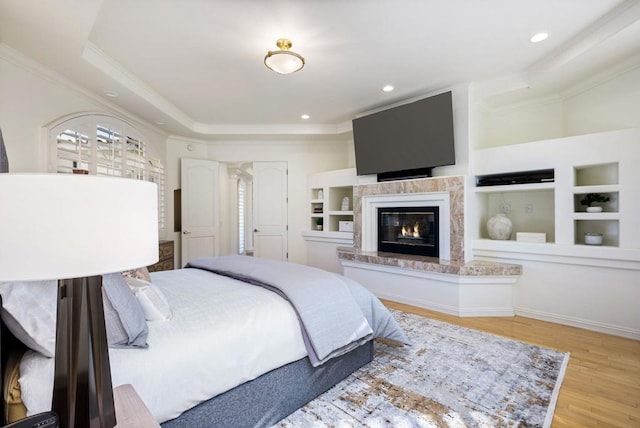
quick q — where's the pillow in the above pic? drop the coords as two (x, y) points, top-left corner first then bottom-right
(123, 277), (172, 321)
(121, 267), (151, 282)
(0, 280), (58, 357)
(101, 273), (149, 348)
(0, 275), (149, 354)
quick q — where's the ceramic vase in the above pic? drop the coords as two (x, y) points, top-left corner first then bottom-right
(584, 232), (603, 245)
(487, 213), (513, 240)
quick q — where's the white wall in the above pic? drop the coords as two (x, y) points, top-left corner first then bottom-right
(0, 46), (166, 173)
(476, 64), (640, 148)
(165, 137), (352, 266)
(471, 63), (640, 339)
(479, 97), (564, 148)
(563, 66), (640, 135)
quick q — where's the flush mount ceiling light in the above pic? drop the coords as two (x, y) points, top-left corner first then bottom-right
(264, 38), (305, 74)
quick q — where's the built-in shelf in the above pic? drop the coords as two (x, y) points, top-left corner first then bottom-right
(473, 238), (640, 269)
(474, 182), (555, 193)
(572, 162), (620, 246)
(572, 184), (619, 193)
(328, 210), (353, 215)
(572, 213), (619, 220)
(473, 130), (639, 252)
(306, 168), (357, 236)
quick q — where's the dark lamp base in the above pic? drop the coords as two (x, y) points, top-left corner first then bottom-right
(52, 277), (116, 428)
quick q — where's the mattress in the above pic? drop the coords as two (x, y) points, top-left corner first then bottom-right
(18, 268), (307, 423)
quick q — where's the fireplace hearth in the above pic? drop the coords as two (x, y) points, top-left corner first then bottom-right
(378, 206), (439, 257)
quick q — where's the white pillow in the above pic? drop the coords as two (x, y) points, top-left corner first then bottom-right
(123, 277), (172, 321)
(0, 280), (58, 357)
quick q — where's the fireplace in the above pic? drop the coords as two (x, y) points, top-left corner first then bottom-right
(378, 206), (439, 257)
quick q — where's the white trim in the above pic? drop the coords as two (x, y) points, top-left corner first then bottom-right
(361, 192), (451, 260)
(301, 231), (353, 245)
(0, 43), (166, 138)
(341, 260), (517, 318)
(473, 239), (640, 270)
(515, 307), (640, 341)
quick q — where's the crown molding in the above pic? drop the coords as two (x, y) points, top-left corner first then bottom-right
(525, 0), (640, 86)
(560, 52), (640, 100)
(0, 42), (168, 137)
(82, 42), (195, 131)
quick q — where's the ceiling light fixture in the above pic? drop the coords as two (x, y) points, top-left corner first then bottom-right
(103, 90), (119, 98)
(382, 85), (395, 92)
(301, 114), (310, 120)
(264, 39), (305, 74)
(530, 32), (549, 43)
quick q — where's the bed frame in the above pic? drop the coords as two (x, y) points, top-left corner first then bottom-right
(161, 341), (373, 427)
(0, 296), (374, 427)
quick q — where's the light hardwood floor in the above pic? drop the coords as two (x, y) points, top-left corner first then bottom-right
(383, 300), (640, 428)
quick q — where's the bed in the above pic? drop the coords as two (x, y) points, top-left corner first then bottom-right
(0, 256), (408, 427)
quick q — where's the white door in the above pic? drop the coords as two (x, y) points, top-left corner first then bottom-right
(181, 158), (219, 266)
(253, 161), (288, 261)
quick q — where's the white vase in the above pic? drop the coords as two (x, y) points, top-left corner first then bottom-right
(487, 213), (513, 240)
(586, 206), (603, 213)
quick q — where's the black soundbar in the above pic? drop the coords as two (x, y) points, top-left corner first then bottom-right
(476, 168), (554, 187)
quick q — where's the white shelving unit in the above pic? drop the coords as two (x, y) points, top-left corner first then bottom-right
(472, 128), (640, 262)
(305, 169), (357, 238)
(303, 168), (358, 274)
(572, 162), (620, 247)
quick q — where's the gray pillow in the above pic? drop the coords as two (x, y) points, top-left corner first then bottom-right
(101, 273), (149, 348)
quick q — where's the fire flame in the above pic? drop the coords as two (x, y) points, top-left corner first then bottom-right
(401, 222), (420, 238)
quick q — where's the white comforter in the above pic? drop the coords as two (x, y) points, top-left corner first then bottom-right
(19, 268), (307, 423)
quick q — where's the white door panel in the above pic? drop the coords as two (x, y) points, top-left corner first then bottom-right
(253, 162), (287, 261)
(181, 158), (219, 266)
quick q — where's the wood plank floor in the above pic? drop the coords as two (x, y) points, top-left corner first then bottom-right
(383, 300), (640, 428)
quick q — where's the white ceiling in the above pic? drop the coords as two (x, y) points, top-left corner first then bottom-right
(1, 0), (639, 140)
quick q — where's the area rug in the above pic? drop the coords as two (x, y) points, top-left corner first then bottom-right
(278, 310), (569, 427)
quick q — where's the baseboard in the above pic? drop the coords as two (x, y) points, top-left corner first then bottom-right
(375, 290), (514, 318)
(515, 307), (640, 340)
(374, 290), (461, 317)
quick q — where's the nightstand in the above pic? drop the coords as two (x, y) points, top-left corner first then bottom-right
(147, 240), (174, 272)
(114, 384), (160, 428)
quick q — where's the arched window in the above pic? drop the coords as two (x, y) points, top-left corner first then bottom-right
(49, 114), (165, 234)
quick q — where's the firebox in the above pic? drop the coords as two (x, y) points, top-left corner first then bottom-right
(378, 206), (439, 257)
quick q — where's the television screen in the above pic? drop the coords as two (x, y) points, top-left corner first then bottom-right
(352, 91), (455, 179)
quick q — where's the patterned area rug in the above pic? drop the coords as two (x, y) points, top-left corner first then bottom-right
(278, 310), (569, 427)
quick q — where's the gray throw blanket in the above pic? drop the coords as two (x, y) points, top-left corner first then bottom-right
(186, 256), (409, 367)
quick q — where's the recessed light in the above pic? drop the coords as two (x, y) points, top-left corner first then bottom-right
(530, 32), (549, 43)
(155, 121), (165, 125)
(301, 114), (310, 120)
(103, 90), (119, 98)
(382, 85), (394, 92)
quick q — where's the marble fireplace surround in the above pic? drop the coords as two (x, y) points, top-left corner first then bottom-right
(343, 175), (521, 278)
(354, 176), (464, 262)
(339, 175), (521, 317)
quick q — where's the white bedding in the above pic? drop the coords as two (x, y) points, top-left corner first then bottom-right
(18, 268), (307, 423)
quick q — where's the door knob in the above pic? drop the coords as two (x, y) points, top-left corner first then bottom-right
(254, 229), (259, 233)
(183, 230), (191, 235)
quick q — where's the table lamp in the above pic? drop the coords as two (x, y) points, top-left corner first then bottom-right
(0, 174), (159, 428)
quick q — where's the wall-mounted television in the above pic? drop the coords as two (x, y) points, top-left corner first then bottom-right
(352, 91), (455, 181)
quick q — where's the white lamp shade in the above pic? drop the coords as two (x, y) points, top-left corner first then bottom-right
(0, 174), (159, 281)
(264, 52), (305, 74)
